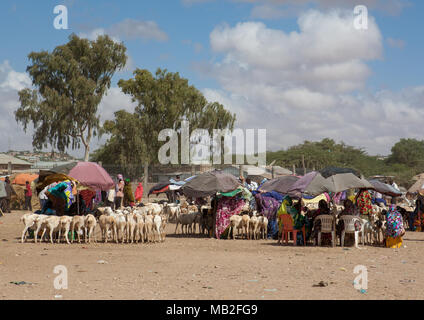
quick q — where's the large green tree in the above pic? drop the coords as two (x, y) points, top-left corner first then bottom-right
(15, 34), (127, 161)
(95, 68), (236, 185)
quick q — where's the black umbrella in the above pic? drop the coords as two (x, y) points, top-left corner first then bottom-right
(368, 179), (402, 197)
(259, 175), (300, 194)
(148, 182), (171, 196)
(182, 170), (240, 198)
(320, 167), (360, 179)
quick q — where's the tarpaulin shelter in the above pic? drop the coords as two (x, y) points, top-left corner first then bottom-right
(38, 162), (114, 192)
(368, 179), (402, 197)
(259, 175), (300, 194)
(182, 170), (241, 198)
(287, 171), (333, 198)
(325, 173), (373, 193)
(148, 182), (170, 196)
(320, 167), (361, 179)
(12, 173), (39, 186)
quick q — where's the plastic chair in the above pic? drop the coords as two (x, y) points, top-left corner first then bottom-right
(316, 215), (335, 247)
(280, 214), (306, 246)
(340, 215), (360, 248)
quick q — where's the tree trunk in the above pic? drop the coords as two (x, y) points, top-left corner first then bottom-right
(144, 161), (149, 188)
(84, 144), (90, 162)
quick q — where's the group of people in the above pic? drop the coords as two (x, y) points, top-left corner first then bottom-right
(105, 174), (144, 210)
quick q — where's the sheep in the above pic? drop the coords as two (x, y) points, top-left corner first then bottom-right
(126, 212), (137, 243)
(134, 213), (145, 243)
(40, 216), (61, 244)
(241, 214), (250, 239)
(20, 213), (38, 243)
(257, 215), (269, 240)
(84, 214), (97, 243)
(144, 203), (163, 216)
(57, 215), (73, 244)
(34, 214), (51, 243)
(192, 212), (202, 234)
(99, 214), (117, 243)
(153, 214), (163, 242)
(248, 212), (259, 240)
(228, 215), (243, 240)
(187, 205), (198, 214)
(71, 215), (85, 244)
(175, 212), (196, 235)
(144, 214), (154, 243)
(160, 214), (167, 241)
(113, 210), (128, 243)
(163, 203), (181, 222)
(200, 208), (214, 237)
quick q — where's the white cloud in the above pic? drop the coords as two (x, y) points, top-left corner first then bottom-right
(200, 9), (424, 156)
(0, 61), (34, 152)
(79, 19), (168, 43)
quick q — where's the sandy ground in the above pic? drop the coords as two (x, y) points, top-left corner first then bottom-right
(0, 210), (423, 300)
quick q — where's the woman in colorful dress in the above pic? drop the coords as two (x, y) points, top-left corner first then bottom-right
(385, 204), (405, 248)
(356, 189), (373, 220)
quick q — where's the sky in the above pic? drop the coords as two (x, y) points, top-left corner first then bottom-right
(0, 0), (423, 159)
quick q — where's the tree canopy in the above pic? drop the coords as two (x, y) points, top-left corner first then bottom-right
(93, 68), (236, 182)
(15, 34), (127, 161)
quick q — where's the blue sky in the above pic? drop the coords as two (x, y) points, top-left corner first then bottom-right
(1, 0), (423, 157)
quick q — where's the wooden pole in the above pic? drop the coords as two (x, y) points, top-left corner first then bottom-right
(7, 161), (12, 175)
(292, 164), (296, 176)
(302, 155), (306, 175)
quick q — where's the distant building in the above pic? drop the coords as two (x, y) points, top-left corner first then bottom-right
(0, 153), (32, 173)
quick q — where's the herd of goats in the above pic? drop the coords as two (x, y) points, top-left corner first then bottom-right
(18, 198), (415, 246)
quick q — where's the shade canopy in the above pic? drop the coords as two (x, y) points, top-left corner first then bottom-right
(182, 170), (241, 198)
(320, 167), (360, 179)
(408, 178), (424, 194)
(38, 162), (114, 191)
(325, 173), (373, 193)
(287, 171), (333, 198)
(259, 175), (300, 194)
(368, 179), (402, 197)
(148, 182), (170, 196)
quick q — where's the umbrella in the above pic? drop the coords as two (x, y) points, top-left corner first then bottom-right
(368, 179), (402, 197)
(38, 162), (114, 191)
(325, 173), (373, 193)
(287, 171), (334, 198)
(148, 182), (170, 196)
(182, 170), (241, 198)
(320, 166), (360, 178)
(408, 178), (424, 194)
(258, 175), (300, 194)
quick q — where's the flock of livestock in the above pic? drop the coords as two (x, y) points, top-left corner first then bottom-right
(19, 201), (214, 245)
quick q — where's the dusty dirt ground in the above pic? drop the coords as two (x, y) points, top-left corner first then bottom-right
(0, 210), (423, 300)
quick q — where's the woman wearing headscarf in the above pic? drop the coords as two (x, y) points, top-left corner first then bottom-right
(123, 178), (135, 207)
(356, 189), (373, 221)
(115, 178), (124, 209)
(336, 199), (362, 239)
(134, 182), (144, 204)
(385, 204), (405, 248)
(277, 196), (306, 244)
(310, 199), (330, 243)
